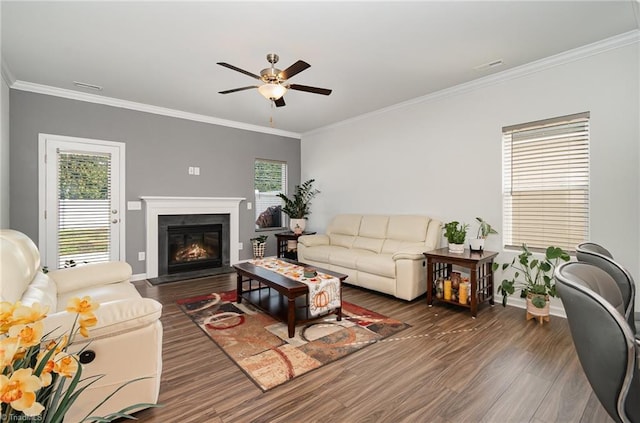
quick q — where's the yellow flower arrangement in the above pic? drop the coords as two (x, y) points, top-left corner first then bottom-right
(0, 296), (158, 423)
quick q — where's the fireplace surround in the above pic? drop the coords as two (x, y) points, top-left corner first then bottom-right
(141, 196), (245, 279)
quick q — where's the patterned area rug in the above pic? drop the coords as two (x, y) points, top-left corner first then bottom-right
(177, 290), (409, 391)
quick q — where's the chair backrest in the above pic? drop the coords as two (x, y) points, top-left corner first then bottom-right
(556, 262), (640, 423)
(576, 241), (636, 332)
(0, 229), (42, 303)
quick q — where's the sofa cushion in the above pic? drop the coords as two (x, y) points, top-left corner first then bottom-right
(48, 262), (132, 294)
(0, 230), (42, 303)
(388, 216), (430, 242)
(20, 271), (58, 311)
(330, 248), (375, 268)
(300, 245), (336, 263)
(352, 236), (384, 253)
(359, 215), (389, 238)
(357, 253), (396, 278)
(328, 214), (362, 236)
(56, 282), (142, 313)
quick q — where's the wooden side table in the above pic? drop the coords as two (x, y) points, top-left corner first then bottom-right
(423, 248), (499, 317)
(275, 231), (316, 260)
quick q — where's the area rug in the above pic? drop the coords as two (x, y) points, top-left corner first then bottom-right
(177, 290), (409, 391)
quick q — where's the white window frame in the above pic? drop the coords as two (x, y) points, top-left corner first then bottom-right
(502, 112), (590, 252)
(254, 159), (287, 231)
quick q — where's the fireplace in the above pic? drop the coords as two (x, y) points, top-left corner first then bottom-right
(141, 196), (245, 279)
(167, 224), (222, 273)
(157, 214), (230, 277)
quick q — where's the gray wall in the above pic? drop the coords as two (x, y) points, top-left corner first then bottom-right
(9, 90), (300, 273)
(1, 76), (9, 228)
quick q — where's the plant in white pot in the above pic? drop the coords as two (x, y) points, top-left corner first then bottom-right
(469, 217), (498, 251)
(494, 244), (570, 323)
(443, 221), (469, 254)
(250, 235), (268, 259)
(277, 179), (320, 234)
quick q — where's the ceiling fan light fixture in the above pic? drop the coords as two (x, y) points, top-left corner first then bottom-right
(258, 83), (287, 100)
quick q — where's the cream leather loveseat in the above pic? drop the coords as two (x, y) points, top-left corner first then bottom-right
(297, 215), (441, 300)
(0, 229), (163, 422)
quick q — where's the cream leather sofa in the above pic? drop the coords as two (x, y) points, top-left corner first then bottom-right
(297, 215), (441, 300)
(0, 229), (163, 422)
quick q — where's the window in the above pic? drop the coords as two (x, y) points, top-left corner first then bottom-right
(254, 159), (287, 230)
(502, 112), (590, 252)
(57, 151), (112, 267)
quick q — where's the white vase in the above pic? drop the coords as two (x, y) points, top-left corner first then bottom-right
(448, 243), (465, 254)
(469, 238), (485, 251)
(289, 218), (306, 234)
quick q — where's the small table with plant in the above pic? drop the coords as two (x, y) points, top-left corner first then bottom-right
(275, 231), (316, 260)
(424, 248), (499, 317)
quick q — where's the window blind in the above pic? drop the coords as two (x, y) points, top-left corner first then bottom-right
(57, 151), (112, 267)
(502, 112), (589, 252)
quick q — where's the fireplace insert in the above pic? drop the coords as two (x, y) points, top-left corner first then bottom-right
(167, 224), (222, 274)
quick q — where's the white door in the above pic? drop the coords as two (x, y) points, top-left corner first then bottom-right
(39, 134), (125, 269)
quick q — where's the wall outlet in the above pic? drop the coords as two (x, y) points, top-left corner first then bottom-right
(247, 202), (252, 210)
(238, 242), (243, 250)
(138, 251), (146, 261)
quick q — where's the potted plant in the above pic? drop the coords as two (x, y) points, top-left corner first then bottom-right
(494, 244), (570, 323)
(250, 235), (268, 259)
(277, 179), (320, 234)
(443, 221), (469, 253)
(469, 217), (498, 251)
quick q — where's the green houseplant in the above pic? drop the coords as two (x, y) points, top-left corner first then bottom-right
(443, 221), (469, 253)
(494, 244), (570, 319)
(469, 217), (498, 251)
(277, 179), (320, 233)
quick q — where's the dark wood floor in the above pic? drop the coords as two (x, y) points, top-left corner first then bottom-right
(130, 274), (612, 423)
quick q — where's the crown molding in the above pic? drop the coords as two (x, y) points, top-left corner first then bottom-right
(9, 80), (301, 139)
(304, 29), (640, 137)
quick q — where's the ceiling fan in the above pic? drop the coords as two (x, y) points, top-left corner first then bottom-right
(217, 53), (332, 107)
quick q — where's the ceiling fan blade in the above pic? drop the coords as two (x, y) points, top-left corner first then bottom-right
(279, 60), (310, 80)
(288, 84), (332, 96)
(274, 97), (286, 107)
(217, 62), (261, 80)
(218, 86), (258, 94)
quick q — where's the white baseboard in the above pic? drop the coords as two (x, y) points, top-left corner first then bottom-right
(131, 273), (148, 282)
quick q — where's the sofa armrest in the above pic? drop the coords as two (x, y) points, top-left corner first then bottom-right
(392, 246), (429, 261)
(298, 234), (330, 247)
(44, 297), (162, 342)
(48, 262), (132, 294)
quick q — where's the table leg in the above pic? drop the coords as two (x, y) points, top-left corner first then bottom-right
(287, 297), (295, 338)
(487, 261), (495, 305)
(426, 258), (434, 306)
(470, 266), (478, 317)
(236, 273), (243, 304)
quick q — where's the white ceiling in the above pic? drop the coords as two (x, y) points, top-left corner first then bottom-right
(2, 1), (639, 135)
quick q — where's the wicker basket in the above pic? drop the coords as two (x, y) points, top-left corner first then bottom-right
(252, 242), (266, 259)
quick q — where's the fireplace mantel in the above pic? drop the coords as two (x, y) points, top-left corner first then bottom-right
(141, 196), (245, 278)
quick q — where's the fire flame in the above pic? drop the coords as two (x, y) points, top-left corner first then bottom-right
(174, 243), (210, 262)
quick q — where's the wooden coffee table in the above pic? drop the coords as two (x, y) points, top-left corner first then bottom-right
(233, 259), (347, 338)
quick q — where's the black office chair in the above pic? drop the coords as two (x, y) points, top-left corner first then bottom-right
(556, 262), (640, 423)
(576, 241), (638, 333)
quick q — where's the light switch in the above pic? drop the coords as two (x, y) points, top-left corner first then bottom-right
(188, 166), (194, 175)
(194, 167), (200, 175)
(127, 201), (142, 210)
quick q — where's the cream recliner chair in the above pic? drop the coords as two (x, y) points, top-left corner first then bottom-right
(0, 229), (163, 422)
